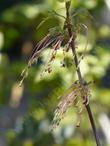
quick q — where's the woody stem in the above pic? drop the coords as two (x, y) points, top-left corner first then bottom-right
(65, 1), (101, 146)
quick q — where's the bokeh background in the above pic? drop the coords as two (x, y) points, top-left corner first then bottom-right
(0, 0), (110, 146)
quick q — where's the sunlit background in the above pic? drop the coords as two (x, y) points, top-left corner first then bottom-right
(0, 0), (110, 146)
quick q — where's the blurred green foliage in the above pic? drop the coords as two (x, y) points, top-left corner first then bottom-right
(0, 0), (110, 146)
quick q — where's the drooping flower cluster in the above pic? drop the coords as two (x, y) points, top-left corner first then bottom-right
(19, 27), (74, 86)
(51, 80), (91, 130)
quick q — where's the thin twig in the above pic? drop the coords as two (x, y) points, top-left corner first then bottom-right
(65, 1), (101, 146)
